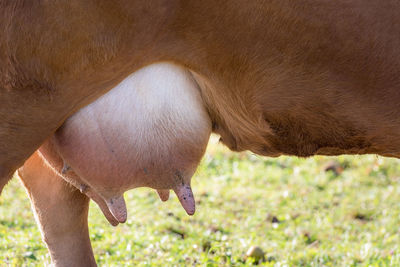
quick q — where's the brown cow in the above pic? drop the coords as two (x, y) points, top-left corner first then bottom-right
(3, 1), (400, 193)
(2, 1), (400, 265)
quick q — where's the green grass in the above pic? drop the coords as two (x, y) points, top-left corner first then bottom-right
(2, 135), (400, 266)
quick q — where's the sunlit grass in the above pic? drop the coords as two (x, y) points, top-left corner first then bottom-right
(1, 135), (400, 266)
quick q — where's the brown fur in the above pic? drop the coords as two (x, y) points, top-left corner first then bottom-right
(2, 1), (400, 191)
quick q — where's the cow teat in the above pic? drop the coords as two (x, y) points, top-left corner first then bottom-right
(156, 189), (170, 202)
(173, 184), (195, 216)
(106, 195), (127, 223)
(84, 189), (120, 226)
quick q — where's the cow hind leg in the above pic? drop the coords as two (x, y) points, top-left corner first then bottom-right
(18, 152), (96, 267)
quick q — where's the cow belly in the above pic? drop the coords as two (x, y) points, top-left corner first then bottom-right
(39, 62), (211, 223)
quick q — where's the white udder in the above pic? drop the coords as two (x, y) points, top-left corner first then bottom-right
(44, 62), (211, 222)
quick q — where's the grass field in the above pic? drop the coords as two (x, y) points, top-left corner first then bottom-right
(1, 136), (400, 266)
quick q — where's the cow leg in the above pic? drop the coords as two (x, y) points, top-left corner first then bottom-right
(18, 152), (96, 267)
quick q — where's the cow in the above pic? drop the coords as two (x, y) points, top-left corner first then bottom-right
(18, 62), (211, 266)
(2, 1), (400, 195)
